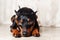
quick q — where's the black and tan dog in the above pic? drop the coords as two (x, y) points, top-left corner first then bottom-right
(10, 6), (40, 37)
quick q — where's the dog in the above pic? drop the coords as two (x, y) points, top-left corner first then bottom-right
(10, 6), (40, 37)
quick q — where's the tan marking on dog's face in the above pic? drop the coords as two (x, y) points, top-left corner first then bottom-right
(15, 18), (31, 26)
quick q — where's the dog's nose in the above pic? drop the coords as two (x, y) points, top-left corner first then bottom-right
(23, 31), (27, 36)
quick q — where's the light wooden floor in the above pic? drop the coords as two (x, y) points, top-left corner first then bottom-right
(0, 24), (60, 40)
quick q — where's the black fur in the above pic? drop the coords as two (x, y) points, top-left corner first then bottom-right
(15, 7), (39, 31)
(10, 7), (40, 37)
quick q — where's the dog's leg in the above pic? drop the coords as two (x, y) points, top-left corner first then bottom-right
(32, 20), (40, 37)
(32, 28), (40, 37)
(10, 24), (21, 37)
(11, 29), (21, 37)
(10, 15), (21, 37)
(10, 25), (21, 37)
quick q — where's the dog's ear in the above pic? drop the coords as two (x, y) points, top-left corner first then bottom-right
(18, 6), (20, 9)
(14, 10), (19, 16)
(14, 10), (17, 13)
(14, 10), (20, 16)
(15, 10), (19, 16)
(32, 11), (37, 15)
(34, 11), (37, 14)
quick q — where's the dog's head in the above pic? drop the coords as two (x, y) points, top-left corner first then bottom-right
(15, 7), (37, 37)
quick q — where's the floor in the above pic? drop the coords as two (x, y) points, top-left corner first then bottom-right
(0, 24), (60, 40)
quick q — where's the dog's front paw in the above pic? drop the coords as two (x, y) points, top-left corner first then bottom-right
(11, 29), (21, 38)
(32, 29), (40, 37)
(14, 34), (21, 38)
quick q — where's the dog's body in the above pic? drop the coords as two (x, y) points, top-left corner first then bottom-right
(10, 7), (40, 37)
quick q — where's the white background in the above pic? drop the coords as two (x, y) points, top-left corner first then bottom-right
(0, 0), (60, 27)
